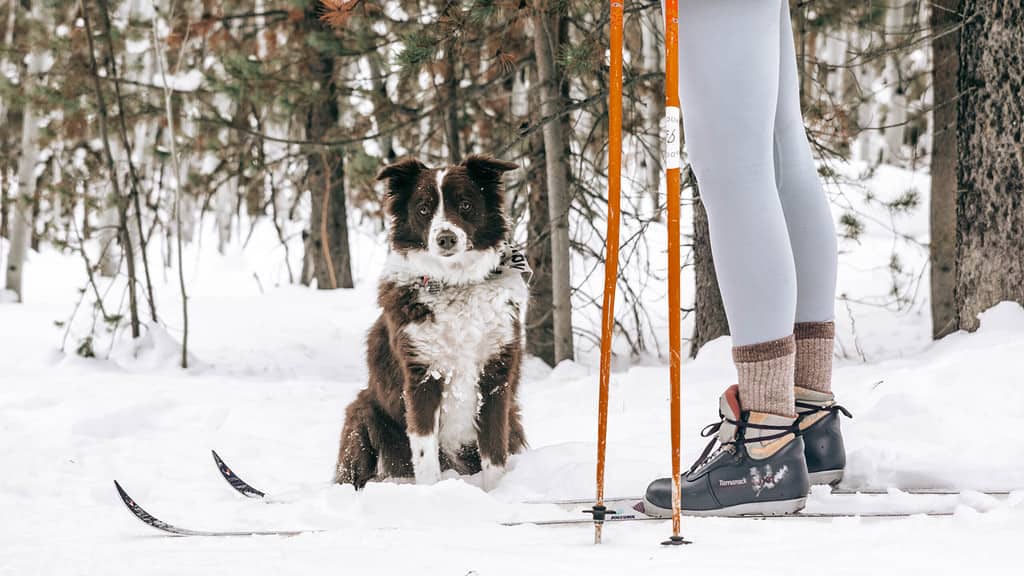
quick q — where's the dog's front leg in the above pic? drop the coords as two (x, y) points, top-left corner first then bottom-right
(476, 345), (519, 490)
(403, 362), (445, 485)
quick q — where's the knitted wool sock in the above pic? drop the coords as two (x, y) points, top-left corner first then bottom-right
(733, 335), (796, 417)
(794, 321), (835, 394)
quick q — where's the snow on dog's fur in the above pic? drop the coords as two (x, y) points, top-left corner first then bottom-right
(335, 155), (528, 490)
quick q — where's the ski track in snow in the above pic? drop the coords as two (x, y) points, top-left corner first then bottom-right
(2, 164), (1023, 574)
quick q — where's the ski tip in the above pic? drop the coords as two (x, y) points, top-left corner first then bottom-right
(211, 449), (266, 498)
(113, 479), (130, 502)
(113, 480), (155, 528)
(113, 479), (142, 514)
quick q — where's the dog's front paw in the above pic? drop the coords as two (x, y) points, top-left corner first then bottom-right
(413, 457), (442, 485)
(409, 432), (442, 485)
(480, 458), (506, 491)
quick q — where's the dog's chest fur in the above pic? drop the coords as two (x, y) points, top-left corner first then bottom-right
(403, 276), (524, 454)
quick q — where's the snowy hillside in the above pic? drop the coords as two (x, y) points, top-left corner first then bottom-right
(2, 164), (1023, 574)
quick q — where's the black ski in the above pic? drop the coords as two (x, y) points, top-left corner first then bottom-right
(116, 478), (965, 537)
(502, 509), (957, 526)
(528, 488), (1012, 508)
(212, 450), (266, 498)
(210, 449), (1013, 505)
(114, 480), (320, 537)
(116, 478), (986, 538)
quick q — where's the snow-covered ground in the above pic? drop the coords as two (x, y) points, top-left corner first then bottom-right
(2, 164), (1023, 575)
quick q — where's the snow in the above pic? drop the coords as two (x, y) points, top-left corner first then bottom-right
(2, 166), (1024, 574)
(160, 69), (204, 93)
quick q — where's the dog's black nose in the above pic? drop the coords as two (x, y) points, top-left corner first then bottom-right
(436, 230), (458, 251)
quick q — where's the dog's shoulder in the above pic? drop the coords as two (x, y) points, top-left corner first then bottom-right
(378, 280), (433, 326)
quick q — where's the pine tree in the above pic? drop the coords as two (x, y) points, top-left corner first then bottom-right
(955, 0), (1024, 329)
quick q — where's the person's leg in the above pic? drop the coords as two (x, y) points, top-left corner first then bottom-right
(772, 0), (838, 395)
(772, 1), (848, 486)
(678, 0), (796, 417)
(644, 0), (812, 516)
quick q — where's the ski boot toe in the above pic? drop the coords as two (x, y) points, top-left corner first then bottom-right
(642, 386), (810, 517)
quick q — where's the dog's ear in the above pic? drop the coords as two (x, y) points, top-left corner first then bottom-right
(376, 157), (427, 195)
(461, 154), (518, 184)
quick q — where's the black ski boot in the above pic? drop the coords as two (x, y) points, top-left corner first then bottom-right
(642, 385), (809, 517)
(795, 386), (852, 486)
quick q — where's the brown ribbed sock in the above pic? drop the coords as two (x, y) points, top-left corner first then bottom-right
(794, 321), (835, 394)
(733, 335), (796, 417)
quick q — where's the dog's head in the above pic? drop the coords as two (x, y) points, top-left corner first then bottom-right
(377, 155), (517, 264)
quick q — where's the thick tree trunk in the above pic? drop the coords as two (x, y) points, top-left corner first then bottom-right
(532, 6), (573, 363)
(930, 0), (960, 339)
(308, 150), (352, 289)
(526, 91), (555, 366)
(366, 51), (395, 162)
(689, 176), (729, 357)
(303, 3), (353, 290)
(954, 0), (1024, 330)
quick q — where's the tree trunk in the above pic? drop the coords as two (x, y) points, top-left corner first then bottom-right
(98, 203), (120, 277)
(442, 18), (461, 164)
(930, 0), (960, 339)
(0, 0), (15, 242)
(300, 230), (315, 286)
(308, 150), (352, 289)
(1, 169), (8, 240)
(882, 2), (908, 164)
(954, 0), (1024, 330)
(4, 0), (45, 300)
(689, 175), (729, 357)
(640, 7), (664, 221)
(303, 3), (353, 290)
(366, 51), (395, 162)
(795, 1), (808, 110)
(526, 84), (555, 366)
(532, 5), (573, 363)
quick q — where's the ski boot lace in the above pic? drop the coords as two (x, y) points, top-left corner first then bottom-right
(686, 414), (799, 476)
(794, 400), (853, 424)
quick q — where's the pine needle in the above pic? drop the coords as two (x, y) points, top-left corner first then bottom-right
(319, 0), (364, 30)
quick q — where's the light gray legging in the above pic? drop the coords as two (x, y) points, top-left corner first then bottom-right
(676, 0), (837, 346)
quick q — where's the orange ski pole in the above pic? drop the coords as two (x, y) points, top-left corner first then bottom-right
(662, 0), (690, 547)
(588, 0), (624, 546)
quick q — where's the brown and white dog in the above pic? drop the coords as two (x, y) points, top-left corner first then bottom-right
(335, 155), (529, 490)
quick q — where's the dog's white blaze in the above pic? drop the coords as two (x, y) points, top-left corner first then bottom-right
(408, 408), (442, 485)
(428, 168), (468, 257)
(403, 273), (526, 460)
(432, 169), (447, 226)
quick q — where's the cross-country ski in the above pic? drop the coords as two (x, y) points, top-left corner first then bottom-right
(114, 477), (997, 538)
(209, 449), (1013, 504)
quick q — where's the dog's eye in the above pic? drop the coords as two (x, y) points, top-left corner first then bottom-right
(418, 205), (431, 216)
(459, 200), (472, 212)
